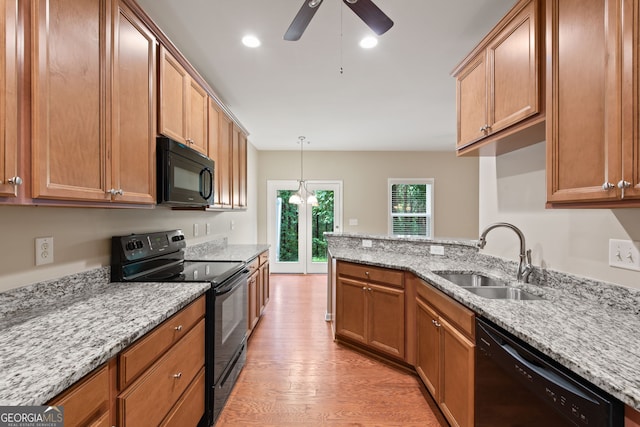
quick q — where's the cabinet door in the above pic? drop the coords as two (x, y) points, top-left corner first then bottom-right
(0, 0), (18, 198)
(488, 0), (539, 133)
(247, 272), (259, 334)
(547, 0), (622, 203)
(187, 79), (208, 155)
(262, 260), (270, 305)
(111, 1), (156, 204)
(367, 283), (405, 359)
(622, 0), (640, 200)
(456, 54), (487, 149)
(32, 0), (111, 201)
(232, 126), (247, 209)
(207, 98), (221, 204)
(159, 47), (187, 144)
(217, 112), (232, 207)
(440, 317), (474, 427)
(415, 297), (440, 399)
(335, 277), (367, 344)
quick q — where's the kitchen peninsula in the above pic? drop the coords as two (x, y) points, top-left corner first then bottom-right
(326, 232), (640, 425)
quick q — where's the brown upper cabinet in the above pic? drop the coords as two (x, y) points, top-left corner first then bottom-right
(208, 100), (233, 208)
(453, 0), (544, 156)
(31, 0), (156, 204)
(546, 0), (640, 206)
(232, 125), (247, 209)
(159, 46), (208, 156)
(0, 0), (19, 199)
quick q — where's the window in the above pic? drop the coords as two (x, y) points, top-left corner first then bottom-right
(388, 179), (433, 238)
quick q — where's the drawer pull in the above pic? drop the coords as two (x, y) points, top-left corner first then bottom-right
(173, 372), (182, 379)
(174, 325), (183, 331)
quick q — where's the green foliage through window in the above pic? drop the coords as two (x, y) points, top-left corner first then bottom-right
(389, 181), (432, 237)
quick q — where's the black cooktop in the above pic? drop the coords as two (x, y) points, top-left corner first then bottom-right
(111, 229), (244, 285)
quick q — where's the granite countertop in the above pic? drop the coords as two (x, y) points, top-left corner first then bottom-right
(328, 240), (640, 411)
(0, 242), (268, 406)
(0, 269), (209, 406)
(185, 243), (270, 262)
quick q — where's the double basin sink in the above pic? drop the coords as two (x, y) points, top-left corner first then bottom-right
(436, 272), (544, 301)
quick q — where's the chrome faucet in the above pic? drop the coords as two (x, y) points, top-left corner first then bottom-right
(478, 222), (533, 283)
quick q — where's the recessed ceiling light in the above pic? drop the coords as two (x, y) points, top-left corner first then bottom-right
(242, 35), (261, 48)
(359, 36), (378, 49)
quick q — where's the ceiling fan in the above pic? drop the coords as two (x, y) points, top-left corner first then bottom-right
(284, 0), (394, 41)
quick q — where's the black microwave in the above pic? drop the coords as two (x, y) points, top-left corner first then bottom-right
(157, 137), (214, 206)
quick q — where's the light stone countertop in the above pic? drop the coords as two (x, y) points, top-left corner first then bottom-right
(327, 233), (640, 411)
(0, 241), (270, 406)
(0, 268), (209, 406)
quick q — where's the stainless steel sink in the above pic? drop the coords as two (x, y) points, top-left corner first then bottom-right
(435, 272), (544, 300)
(436, 272), (507, 287)
(463, 286), (544, 300)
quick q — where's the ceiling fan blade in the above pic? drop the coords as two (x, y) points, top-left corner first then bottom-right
(343, 0), (394, 36)
(284, 0), (324, 41)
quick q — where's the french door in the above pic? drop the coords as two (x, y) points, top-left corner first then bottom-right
(267, 180), (342, 274)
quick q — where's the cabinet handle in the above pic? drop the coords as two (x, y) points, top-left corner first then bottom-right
(7, 176), (22, 185)
(174, 325), (183, 331)
(107, 188), (124, 196)
(479, 125), (490, 133)
(173, 372), (182, 379)
(432, 319), (441, 327)
(618, 180), (631, 189)
(602, 182), (615, 191)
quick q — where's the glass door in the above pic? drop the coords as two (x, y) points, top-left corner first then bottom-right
(267, 180), (342, 274)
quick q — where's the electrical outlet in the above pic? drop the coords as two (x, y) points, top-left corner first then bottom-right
(206, 223), (211, 235)
(193, 224), (199, 237)
(230, 220), (235, 231)
(609, 239), (640, 271)
(349, 218), (359, 226)
(35, 237), (54, 266)
(430, 245), (445, 255)
(362, 239), (372, 248)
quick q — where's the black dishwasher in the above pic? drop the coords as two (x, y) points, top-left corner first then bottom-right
(475, 318), (623, 427)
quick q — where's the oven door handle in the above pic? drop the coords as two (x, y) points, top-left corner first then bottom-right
(215, 271), (249, 296)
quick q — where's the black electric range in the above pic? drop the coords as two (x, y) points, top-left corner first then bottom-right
(111, 229), (248, 427)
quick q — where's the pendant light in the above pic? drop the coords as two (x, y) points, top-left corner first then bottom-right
(289, 136), (318, 206)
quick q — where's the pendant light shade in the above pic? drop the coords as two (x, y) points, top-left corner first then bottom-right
(289, 136), (318, 206)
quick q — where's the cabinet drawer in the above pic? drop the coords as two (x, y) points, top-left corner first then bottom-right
(160, 367), (205, 427)
(337, 261), (404, 288)
(247, 257), (260, 275)
(118, 319), (205, 427)
(49, 364), (110, 427)
(417, 278), (474, 339)
(259, 251), (269, 266)
(119, 296), (205, 389)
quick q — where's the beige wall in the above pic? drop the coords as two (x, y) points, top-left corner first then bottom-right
(479, 141), (640, 290)
(257, 151), (479, 242)
(0, 144), (259, 293)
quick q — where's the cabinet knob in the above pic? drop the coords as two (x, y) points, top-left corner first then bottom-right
(602, 182), (615, 191)
(7, 176), (22, 185)
(107, 188), (124, 196)
(367, 287), (372, 292)
(174, 325), (183, 331)
(618, 180), (631, 189)
(173, 372), (182, 379)
(362, 286), (367, 291)
(479, 125), (490, 133)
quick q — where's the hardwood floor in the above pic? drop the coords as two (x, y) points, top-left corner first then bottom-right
(216, 274), (448, 426)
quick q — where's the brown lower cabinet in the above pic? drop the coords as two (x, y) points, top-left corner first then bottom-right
(412, 274), (475, 427)
(335, 261), (406, 361)
(333, 260), (475, 427)
(247, 250), (270, 338)
(48, 295), (206, 427)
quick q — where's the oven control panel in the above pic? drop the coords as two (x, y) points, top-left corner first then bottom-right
(113, 229), (186, 262)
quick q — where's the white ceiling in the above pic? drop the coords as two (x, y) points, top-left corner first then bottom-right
(136, 0), (515, 151)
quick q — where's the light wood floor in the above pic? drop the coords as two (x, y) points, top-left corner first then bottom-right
(215, 274), (448, 426)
